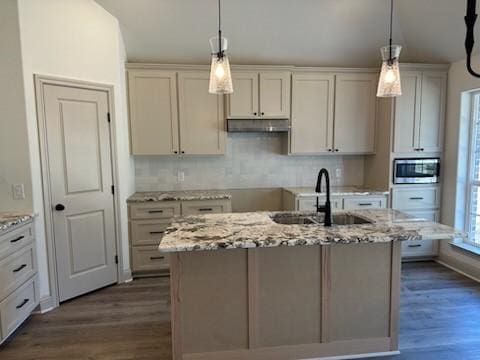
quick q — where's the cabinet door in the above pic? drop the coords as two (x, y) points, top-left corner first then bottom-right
(418, 71), (447, 152)
(178, 71), (225, 155)
(259, 71), (291, 118)
(290, 73), (334, 154)
(128, 70), (179, 155)
(227, 72), (259, 118)
(392, 71), (422, 153)
(334, 73), (377, 153)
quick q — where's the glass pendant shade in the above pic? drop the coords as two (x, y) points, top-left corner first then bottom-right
(377, 45), (402, 97)
(209, 36), (233, 94)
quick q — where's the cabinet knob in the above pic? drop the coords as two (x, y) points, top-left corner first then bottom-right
(328, 149), (332, 152)
(55, 204), (65, 211)
(174, 150), (178, 154)
(261, 112), (265, 116)
(420, 148), (425, 151)
(181, 151), (185, 154)
(253, 112), (257, 116)
(335, 149), (339, 152)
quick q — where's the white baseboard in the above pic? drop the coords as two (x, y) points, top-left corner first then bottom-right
(435, 259), (480, 283)
(121, 268), (133, 283)
(303, 351), (400, 360)
(35, 295), (56, 314)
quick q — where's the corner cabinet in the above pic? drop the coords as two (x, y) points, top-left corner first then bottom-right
(128, 69), (226, 156)
(227, 71), (291, 119)
(290, 72), (377, 155)
(393, 70), (446, 154)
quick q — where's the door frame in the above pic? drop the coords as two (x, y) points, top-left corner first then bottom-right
(35, 75), (126, 310)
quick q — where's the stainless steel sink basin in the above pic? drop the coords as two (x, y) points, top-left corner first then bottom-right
(271, 213), (372, 226)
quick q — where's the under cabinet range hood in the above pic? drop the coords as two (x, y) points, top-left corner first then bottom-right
(227, 119), (290, 133)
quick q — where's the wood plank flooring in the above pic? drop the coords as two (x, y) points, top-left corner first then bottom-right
(1, 262), (479, 360)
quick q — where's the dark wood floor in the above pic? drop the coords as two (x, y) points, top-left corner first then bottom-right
(1, 262), (479, 360)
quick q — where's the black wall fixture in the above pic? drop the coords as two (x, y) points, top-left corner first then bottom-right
(465, 0), (480, 77)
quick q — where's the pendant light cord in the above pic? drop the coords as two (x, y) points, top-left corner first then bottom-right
(389, 0), (393, 64)
(218, 0), (223, 58)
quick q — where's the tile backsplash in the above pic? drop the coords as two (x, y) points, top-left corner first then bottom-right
(135, 133), (365, 191)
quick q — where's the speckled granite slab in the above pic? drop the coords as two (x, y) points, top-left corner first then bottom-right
(159, 209), (463, 252)
(0, 213), (35, 235)
(283, 186), (390, 197)
(127, 190), (232, 202)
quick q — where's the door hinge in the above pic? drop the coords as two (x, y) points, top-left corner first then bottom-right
(111, 185), (115, 195)
(115, 255), (118, 264)
(107, 112), (111, 123)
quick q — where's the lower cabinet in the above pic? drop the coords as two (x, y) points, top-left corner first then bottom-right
(0, 221), (38, 345)
(129, 198), (232, 277)
(392, 185), (441, 259)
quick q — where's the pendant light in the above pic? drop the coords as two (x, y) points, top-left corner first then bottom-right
(377, 0), (402, 97)
(209, 0), (233, 94)
(465, 0), (480, 77)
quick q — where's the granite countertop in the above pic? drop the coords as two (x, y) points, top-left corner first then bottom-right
(127, 190), (232, 202)
(159, 209), (463, 252)
(0, 212), (35, 235)
(283, 186), (390, 197)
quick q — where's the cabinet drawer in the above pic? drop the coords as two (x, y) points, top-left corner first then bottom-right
(0, 245), (36, 301)
(297, 197), (342, 211)
(401, 239), (438, 258)
(0, 276), (38, 341)
(402, 210), (439, 222)
(0, 224), (34, 261)
(132, 246), (169, 272)
(130, 220), (171, 246)
(392, 187), (440, 210)
(129, 202), (180, 220)
(181, 200), (231, 216)
(343, 197), (386, 210)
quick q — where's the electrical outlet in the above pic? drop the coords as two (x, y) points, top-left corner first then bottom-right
(335, 168), (343, 179)
(177, 171), (185, 182)
(12, 184), (25, 200)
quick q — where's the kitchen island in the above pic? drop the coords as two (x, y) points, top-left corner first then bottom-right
(160, 209), (461, 360)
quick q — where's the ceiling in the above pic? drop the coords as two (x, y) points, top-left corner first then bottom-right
(96, 0), (478, 67)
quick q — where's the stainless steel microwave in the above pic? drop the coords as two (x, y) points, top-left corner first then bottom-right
(393, 158), (440, 184)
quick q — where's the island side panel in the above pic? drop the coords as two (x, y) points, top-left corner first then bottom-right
(177, 249), (249, 355)
(254, 246), (322, 347)
(327, 242), (393, 342)
(389, 241), (402, 351)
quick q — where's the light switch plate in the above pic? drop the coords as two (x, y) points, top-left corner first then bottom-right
(12, 184), (25, 200)
(335, 168), (343, 179)
(177, 171), (185, 182)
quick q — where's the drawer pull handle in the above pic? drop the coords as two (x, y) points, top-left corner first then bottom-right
(409, 197), (424, 200)
(149, 231), (165, 234)
(408, 244), (422, 248)
(150, 256), (165, 260)
(16, 299), (29, 309)
(148, 210), (164, 213)
(10, 236), (25, 244)
(13, 264), (27, 273)
(358, 203), (373, 206)
(199, 208), (213, 212)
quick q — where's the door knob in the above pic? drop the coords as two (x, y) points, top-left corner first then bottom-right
(55, 204), (65, 211)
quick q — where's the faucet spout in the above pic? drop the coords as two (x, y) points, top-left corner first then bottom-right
(315, 168), (332, 227)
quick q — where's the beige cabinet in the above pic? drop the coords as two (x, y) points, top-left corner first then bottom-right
(334, 73), (377, 154)
(128, 70), (179, 155)
(393, 71), (446, 154)
(290, 73), (335, 154)
(128, 69), (226, 156)
(178, 71), (225, 155)
(227, 71), (291, 119)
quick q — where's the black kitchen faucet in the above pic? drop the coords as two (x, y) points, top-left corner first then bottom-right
(315, 168), (332, 227)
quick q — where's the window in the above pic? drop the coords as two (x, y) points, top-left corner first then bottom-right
(466, 92), (480, 246)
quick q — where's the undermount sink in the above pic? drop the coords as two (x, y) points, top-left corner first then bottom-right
(271, 213), (372, 226)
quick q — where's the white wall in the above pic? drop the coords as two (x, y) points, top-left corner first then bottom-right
(440, 55), (480, 279)
(0, 0), (32, 212)
(135, 134), (365, 191)
(17, 0), (134, 300)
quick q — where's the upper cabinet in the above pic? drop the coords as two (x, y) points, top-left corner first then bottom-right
(290, 73), (334, 154)
(334, 73), (377, 154)
(128, 70), (179, 155)
(227, 71), (291, 119)
(393, 70), (446, 154)
(290, 72), (377, 155)
(128, 69), (225, 156)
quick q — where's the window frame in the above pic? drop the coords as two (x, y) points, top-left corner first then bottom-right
(465, 91), (480, 247)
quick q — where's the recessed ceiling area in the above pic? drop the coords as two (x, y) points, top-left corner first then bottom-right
(97, 0), (475, 66)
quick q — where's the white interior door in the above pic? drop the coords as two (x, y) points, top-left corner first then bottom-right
(43, 84), (117, 302)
